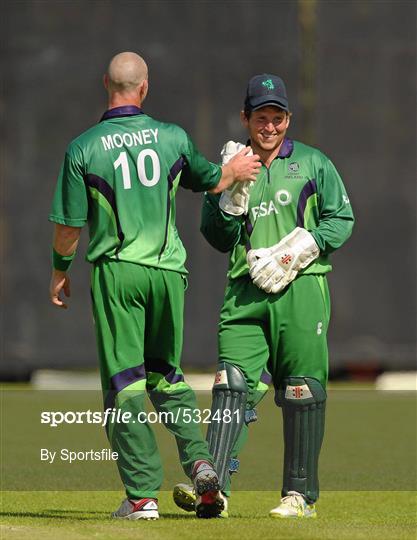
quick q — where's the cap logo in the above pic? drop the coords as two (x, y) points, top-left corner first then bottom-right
(262, 79), (275, 90)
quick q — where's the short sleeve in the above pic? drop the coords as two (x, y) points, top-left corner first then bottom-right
(48, 144), (88, 226)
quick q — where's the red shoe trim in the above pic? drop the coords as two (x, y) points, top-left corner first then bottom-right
(130, 498), (158, 512)
(200, 490), (217, 505)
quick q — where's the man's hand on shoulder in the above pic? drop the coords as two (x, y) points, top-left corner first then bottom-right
(220, 141), (247, 165)
(226, 145), (260, 183)
(210, 142), (260, 196)
(217, 141), (258, 215)
(49, 270), (71, 309)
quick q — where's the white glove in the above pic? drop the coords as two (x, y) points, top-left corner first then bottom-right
(247, 227), (320, 294)
(219, 141), (253, 216)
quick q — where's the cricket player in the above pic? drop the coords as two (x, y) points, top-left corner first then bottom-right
(48, 52), (261, 520)
(173, 73), (354, 518)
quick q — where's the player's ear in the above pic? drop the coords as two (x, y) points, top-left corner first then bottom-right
(103, 73), (109, 90)
(139, 79), (148, 103)
(285, 112), (291, 129)
(240, 110), (249, 129)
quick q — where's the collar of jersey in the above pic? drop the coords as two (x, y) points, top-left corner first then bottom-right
(246, 137), (293, 159)
(100, 106), (144, 122)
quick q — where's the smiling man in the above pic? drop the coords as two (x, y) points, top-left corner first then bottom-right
(173, 73), (355, 518)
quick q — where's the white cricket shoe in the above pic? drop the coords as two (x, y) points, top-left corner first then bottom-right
(192, 460), (219, 495)
(191, 460), (224, 518)
(269, 491), (317, 519)
(112, 497), (159, 520)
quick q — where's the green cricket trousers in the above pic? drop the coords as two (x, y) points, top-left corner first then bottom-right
(220, 273), (331, 501)
(90, 258), (212, 499)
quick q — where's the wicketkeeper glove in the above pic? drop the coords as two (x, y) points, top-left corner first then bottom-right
(246, 227), (320, 294)
(219, 141), (254, 216)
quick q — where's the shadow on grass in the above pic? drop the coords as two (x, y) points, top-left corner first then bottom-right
(0, 510), (109, 521)
(0, 510), (199, 521)
(159, 513), (196, 519)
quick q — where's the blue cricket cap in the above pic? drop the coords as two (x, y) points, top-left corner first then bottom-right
(244, 74), (289, 112)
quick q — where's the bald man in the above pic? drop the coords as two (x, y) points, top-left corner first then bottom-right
(49, 52), (261, 520)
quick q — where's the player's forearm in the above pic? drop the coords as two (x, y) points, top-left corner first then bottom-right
(49, 224), (80, 309)
(310, 215), (355, 254)
(209, 163), (235, 194)
(53, 224), (81, 256)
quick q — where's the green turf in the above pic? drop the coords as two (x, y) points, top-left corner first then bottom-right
(1, 384), (416, 538)
(1, 491), (416, 540)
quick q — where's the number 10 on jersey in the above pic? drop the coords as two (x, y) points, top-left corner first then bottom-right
(113, 149), (161, 189)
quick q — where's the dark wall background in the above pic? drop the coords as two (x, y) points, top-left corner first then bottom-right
(1, 0), (415, 376)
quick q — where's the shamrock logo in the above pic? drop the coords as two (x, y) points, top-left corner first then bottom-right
(262, 79), (275, 90)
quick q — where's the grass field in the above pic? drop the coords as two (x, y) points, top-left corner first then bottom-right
(1, 490), (416, 539)
(1, 384), (416, 539)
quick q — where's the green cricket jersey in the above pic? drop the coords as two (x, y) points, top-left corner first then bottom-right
(49, 106), (221, 273)
(201, 138), (354, 279)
